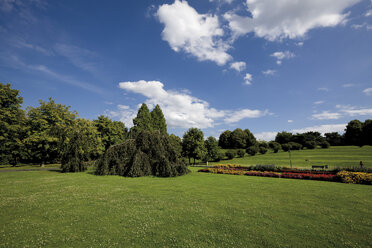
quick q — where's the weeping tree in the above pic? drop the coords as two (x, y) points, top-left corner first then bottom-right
(96, 130), (189, 177)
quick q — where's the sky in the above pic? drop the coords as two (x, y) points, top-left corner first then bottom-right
(1, 0), (372, 140)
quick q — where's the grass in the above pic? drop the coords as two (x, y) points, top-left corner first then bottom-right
(0, 168), (371, 247)
(210, 146), (372, 169)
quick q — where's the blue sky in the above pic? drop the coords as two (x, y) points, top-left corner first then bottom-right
(1, 0), (372, 140)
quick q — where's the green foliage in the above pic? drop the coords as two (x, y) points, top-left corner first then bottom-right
(96, 130), (188, 177)
(218, 130), (231, 149)
(362, 119), (372, 146)
(237, 149), (245, 158)
(0, 83), (27, 165)
(182, 128), (207, 164)
(344, 119), (363, 146)
(304, 140), (316, 149)
(275, 131), (293, 144)
(225, 150), (236, 160)
(244, 129), (256, 147)
(259, 146), (268, 154)
(151, 104), (167, 134)
(246, 145), (258, 156)
(132, 103), (152, 134)
(268, 141), (281, 153)
(169, 134), (182, 158)
(230, 128), (247, 149)
(24, 98), (77, 165)
(281, 143), (290, 152)
(320, 140), (330, 149)
(288, 142), (302, 150)
(61, 119), (104, 172)
(205, 136), (220, 161)
(325, 132), (344, 146)
(94, 115), (127, 150)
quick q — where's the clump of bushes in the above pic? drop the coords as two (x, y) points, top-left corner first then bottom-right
(225, 150), (236, 160)
(268, 141), (281, 153)
(246, 145), (258, 156)
(237, 149), (245, 157)
(96, 130), (189, 177)
(320, 141), (330, 149)
(336, 171), (372, 185)
(282, 142), (302, 151)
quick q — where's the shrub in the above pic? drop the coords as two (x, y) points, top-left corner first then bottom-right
(336, 171), (372, 185)
(304, 141), (316, 149)
(259, 146), (268, 154)
(281, 143), (291, 152)
(225, 150), (236, 160)
(96, 130), (189, 177)
(246, 146), (258, 156)
(237, 149), (245, 158)
(289, 142), (302, 150)
(320, 141), (330, 149)
(268, 141), (281, 153)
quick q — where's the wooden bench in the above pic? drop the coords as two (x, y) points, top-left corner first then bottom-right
(312, 165), (328, 169)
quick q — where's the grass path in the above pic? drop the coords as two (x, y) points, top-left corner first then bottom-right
(0, 168), (371, 247)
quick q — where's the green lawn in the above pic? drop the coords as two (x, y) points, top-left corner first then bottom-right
(211, 146), (372, 169)
(0, 168), (371, 247)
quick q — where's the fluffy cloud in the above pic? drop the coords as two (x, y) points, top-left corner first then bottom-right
(112, 80), (269, 128)
(157, 0), (231, 65)
(244, 73), (253, 85)
(255, 131), (277, 141)
(312, 111), (342, 120)
(363, 88), (372, 96)
(313, 100), (325, 105)
(271, 51), (294, 65)
(224, 0), (360, 41)
(230, 61), (246, 72)
(262, 69), (276, 75)
(336, 105), (372, 116)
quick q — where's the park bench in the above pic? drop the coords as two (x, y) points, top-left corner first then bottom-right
(312, 165), (328, 169)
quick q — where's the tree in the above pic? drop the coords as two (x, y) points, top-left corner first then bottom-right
(0, 83), (27, 165)
(237, 149), (245, 157)
(94, 115), (127, 150)
(168, 134), (182, 159)
(259, 146), (268, 154)
(325, 132), (344, 146)
(362, 120), (372, 146)
(225, 150), (236, 159)
(320, 140), (330, 149)
(182, 128), (207, 164)
(151, 104), (167, 134)
(244, 129), (256, 148)
(230, 128), (247, 149)
(24, 98), (77, 166)
(96, 130), (188, 177)
(275, 131), (293, 144)
(344, 120), (363, 146)
(218, 130), (232, 149)
(132, 103), (152, 135)
(268, 141), (281, 153)
(246, 145), (258, 156)
(61, 119), (104, 172)
(205, 136), (220, 162)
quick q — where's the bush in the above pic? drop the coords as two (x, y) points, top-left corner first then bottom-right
(259, 146), (268, 154)
(336, 171), (372, 185)
(320, 141), (330, 149)
(225, 150), (236, 160)
(304, 141), (316, 149)
(281, 143), (290, 152)
(246, 146), (258, 156)
(237, 149), (245, 158)
(96, 130), (189, 177)
(268, 141), (281, 153)
(288, 142), (302, 150)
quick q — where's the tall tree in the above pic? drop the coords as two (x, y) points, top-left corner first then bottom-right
(362, 119), (372, 146)
(344, 120), (363, 146)
(182, 128), (206, 164)
(275, 131), (293, 144)
(24, 98), (77, 165)
(0, 83), (27, 165)
(325, 132), (344, 146)
(151, 104), (167, 134)
(230, 128), (247, 149)
(132, 103), (152, 135)
(244, 129), (256, 148)
(169, 134), (182, 158)
(218, 130), (232, 149)
(205, 136), (220, 162)
(94, 115), (127, 150)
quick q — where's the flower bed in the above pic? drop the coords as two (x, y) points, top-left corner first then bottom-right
(198, 165), (372, 184)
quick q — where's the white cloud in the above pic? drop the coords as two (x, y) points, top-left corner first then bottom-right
(244, 73), (253, 85)
(224, 0), (361, 41)
(363, 88), (372, 96)
(262, 69), (276, 75)
(224, 109), (269, 124)
(230, 61), (246, 72)
(318, 87), (329, 92)
(342, 83), (355, 87)
(312, 111), (342, 120)
(336, 104), (372, 116)
(157, 0), (231, 65)
(288, 120), (293, 123)
(254, 131), (277, 141)
(271, 51), (294, 65)
(291, 124), (346, 135)
(314, 100), (324, 105)
(365, 9), (372, 17)
(114, 80), (269, 128)
(296, 42), (304, 46)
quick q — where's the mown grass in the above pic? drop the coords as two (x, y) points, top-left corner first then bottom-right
(0, 168), (371, 247)
(211, 146), (372, 169)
